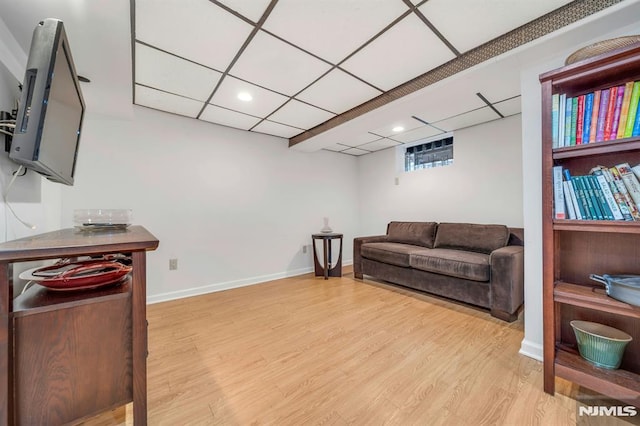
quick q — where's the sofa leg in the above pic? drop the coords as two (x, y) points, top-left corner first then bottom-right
(354, 272), (363, 279)
(491, 308), (518, 322)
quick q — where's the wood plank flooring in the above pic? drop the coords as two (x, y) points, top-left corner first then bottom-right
(80, 268), (634, 425)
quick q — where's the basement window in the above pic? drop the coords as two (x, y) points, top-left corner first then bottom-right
(402, 134), (454, 172)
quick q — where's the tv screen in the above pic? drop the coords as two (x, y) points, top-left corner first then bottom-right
(9, 18), (85, 186)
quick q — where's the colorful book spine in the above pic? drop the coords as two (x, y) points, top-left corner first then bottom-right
(588, 175), (613, 220)
(603, 85), (618, 141)
(576, 94), (585, 144)
(589, 90), (601, 143)
(624, 81), (640, 138)
(616, 81), (635, 139)
(551, 93), (560, 148)
(581, 175), (605, 220)
(553, 166), (565, 219)
(634, 100), (640, 137)
(582, 92), (594, 143)
(610, 85), (626, 139)
(570, 97), (578, 146)
(595, 89), (610, 142)
(564, 97), (573, 146)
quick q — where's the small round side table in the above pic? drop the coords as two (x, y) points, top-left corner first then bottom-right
(311, 233), (343, 279)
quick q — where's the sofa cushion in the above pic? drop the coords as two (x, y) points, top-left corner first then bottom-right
(410, 248), (490, 282)
(386, 222), (437, 248)
(434, 223), (509, 254)
(361, 242), (427, 267)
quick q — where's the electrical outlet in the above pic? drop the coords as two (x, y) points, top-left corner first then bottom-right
(302, 245), (307, 254)
(169, 258), (178, 270)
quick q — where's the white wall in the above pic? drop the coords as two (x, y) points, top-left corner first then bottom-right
(61, 106), (360, 302)
(357, 114), (524, 235)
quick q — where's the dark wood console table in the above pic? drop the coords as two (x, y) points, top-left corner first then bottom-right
(312, 233), (343, 279)
(0, 226), (158, 425)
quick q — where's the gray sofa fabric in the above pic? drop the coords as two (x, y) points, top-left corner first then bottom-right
(354, 222), (524, 322)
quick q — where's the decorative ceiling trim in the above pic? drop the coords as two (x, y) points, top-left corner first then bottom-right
(288, 0), (624, 147)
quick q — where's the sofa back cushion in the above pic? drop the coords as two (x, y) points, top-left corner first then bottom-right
(434, 223), (509, 254)
(386, 221), (437, 248)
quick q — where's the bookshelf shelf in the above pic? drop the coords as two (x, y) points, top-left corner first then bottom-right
(555, 349), (640, 405)
(552, 138), (640, 160)
(554, 281), (640, 319)
(552, 219), (640, 233)
(541, 42), (640, 406)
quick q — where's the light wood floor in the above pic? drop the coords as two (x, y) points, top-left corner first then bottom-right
(82, 268), (634, 425)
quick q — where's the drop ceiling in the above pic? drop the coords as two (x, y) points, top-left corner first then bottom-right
(132, 0), (612, 155)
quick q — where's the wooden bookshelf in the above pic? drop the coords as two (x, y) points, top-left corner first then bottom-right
(541, 42), (640, 407)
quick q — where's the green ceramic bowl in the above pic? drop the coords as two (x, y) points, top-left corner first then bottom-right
(570, 320), (632, 369)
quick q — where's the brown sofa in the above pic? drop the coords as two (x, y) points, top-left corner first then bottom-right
(353, 222), (524, 322)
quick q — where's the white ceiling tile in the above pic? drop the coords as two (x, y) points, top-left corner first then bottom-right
(341, 14), (456, 90)
(135, 85), (204, 118)
(199, 104), (261, 130)
(215, 0), (272, 22)
(322, 143), (350, 152)
(389, 125), (445, 143)
(210, 75), (289, 118)
(230, 31), (332, 96)
(358, 138), (400, 151)
(252, 120), (303, 138)
(493, 96), (521, 117)
(263, 0), (409, 64)
(342, 147), (371, 156)
(136, 0), (253, 71)
(413, 90), (486, 124)
(296, 69), (381, 114)
(268, 100), (335, 130)
(135, 43), (221, 102)
(340, 133), (380, 147)
(432, 106), (501, 132)
(419, 0), (573, 53)
(370, 118), (422, 138)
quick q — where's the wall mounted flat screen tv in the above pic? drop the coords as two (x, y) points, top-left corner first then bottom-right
(9, 18), (85, 186)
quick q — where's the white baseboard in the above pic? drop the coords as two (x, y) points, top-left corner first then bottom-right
(519, 338), (543, 361)
(147, 260), (353, 305)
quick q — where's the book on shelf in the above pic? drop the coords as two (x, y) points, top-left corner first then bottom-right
(576, 94), (585, 144)
(624, 81), (640, 138)
(633, 164), (640, 181)
(582, 92), (594, 143)
(559, 94), (566, 146)
(616, 81), (635, 139)
(562, 181), (577, 219)
(564, 97), (573, 147)
(590, 167), (625, 220)
(589, 90), (601, 143)
(634, 100), (640, 137)
(570, 97), (578, 146)
(563, 169), (585, 220)
(552, 93), (560, 148)
(609, 85), (625, 140)
(609, 166), (640, 220)
(595, 88), (610, 142)
(615, 163), (640, 209)
(553, 166), (565, 219)
(603, 85), (618, 141)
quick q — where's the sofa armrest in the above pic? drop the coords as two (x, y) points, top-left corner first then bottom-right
(353, 235), (388, 279)
(489, 245), (524, 322)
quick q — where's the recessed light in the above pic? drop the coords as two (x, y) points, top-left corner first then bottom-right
(392, 126), (404, 132)
(237, 92), (253, 102)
